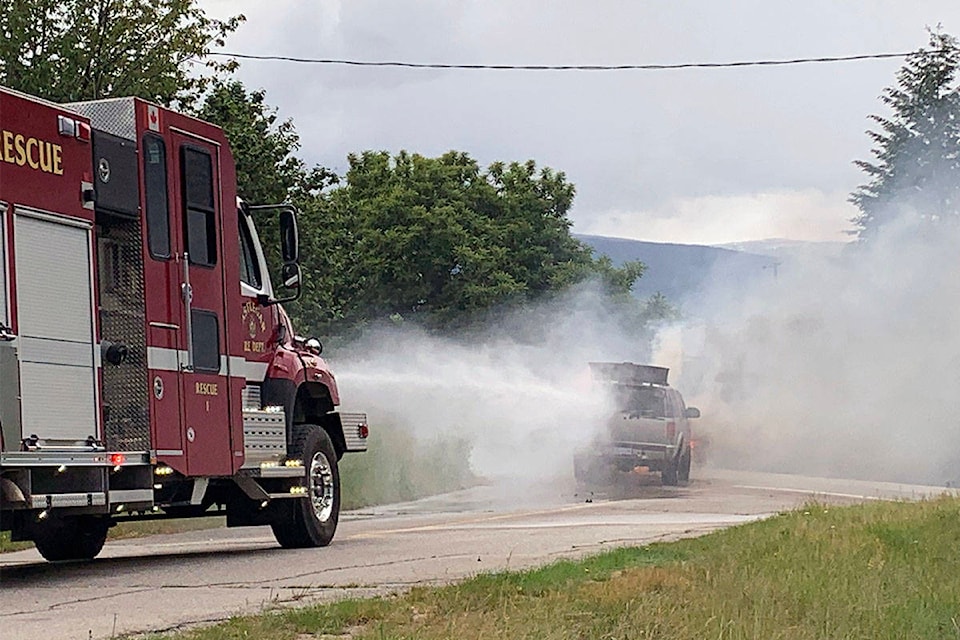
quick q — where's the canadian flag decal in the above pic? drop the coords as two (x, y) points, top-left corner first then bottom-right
(147, 104), (160, 132)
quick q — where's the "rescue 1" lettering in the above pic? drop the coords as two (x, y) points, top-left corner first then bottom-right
(0, 129), (63, 175)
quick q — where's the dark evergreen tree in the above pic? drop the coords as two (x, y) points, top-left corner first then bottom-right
(851, 30), (960, 240)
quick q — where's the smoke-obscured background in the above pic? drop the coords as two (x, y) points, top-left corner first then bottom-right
(335, 285), (657, 493)
(666, 218), (960, 486)
(309, 31), (960, 503)
(340, 215), (960, 503)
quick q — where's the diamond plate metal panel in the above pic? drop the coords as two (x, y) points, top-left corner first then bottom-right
(98, 218), (150, 452)
(67, 98), (137, 141)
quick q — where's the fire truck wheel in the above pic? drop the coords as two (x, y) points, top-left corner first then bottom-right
(271, 424), (340, 548)
(32, 515), (109, 561)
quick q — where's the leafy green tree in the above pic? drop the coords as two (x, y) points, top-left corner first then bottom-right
(0, 0), (242, 106)
(299, 150), (647, 334)
(851, 30), (960, 239)
(321, 150), (524, 330)
(591, 256), (646, 301)
(641, 291), (680, 323)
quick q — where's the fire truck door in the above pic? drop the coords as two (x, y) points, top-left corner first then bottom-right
(172, 135), (232, 476)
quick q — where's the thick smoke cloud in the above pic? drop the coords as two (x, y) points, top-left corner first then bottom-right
(326, 206), (960, 489)
(671, 216), (960, 486)
(330, 285), (657, 480)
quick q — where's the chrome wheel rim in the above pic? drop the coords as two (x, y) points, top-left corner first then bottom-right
(309, 450), (335, 522)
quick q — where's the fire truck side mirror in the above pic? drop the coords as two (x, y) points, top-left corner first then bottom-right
(281, 262), (302, 290)
(279, 209), (299, 264)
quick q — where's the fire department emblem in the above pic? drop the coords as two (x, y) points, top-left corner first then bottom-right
(242, 301), (265, 339)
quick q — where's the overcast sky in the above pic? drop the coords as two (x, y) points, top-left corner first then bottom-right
(201, 1), (960, 245)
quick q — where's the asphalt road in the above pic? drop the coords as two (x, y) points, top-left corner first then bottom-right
(0, 469), (949, 640)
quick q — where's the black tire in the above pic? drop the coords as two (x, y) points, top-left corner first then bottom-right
(678, 446), (692, 483)
(271, 424), (340, 549)
(661, 458), (679, 486)
(33, 516), (109, 562)
(574, 453), (611, 487)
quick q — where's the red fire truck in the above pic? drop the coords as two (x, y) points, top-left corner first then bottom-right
(0, 86), (367, 561)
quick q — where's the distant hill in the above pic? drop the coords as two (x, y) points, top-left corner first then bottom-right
(575, 234), (780, 307)
(713, 238), (847, 262)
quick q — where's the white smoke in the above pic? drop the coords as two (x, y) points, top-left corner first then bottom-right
(329, 284), (658, 481)
(665, 215), (960, 486)
(325, 206), (960, 489)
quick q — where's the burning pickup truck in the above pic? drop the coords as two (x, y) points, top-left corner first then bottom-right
(574, 362), (700, 486)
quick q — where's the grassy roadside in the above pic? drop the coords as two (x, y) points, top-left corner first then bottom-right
(150, 495), (960, 640)
(340, 427), (474, 509)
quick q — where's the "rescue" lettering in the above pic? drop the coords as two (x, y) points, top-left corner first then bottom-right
(0, 129), (63, 176)
(195, 382), (219, 396)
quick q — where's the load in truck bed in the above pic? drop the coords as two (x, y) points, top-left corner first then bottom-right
(589, 362), (669, 386)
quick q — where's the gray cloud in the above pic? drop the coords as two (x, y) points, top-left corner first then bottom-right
(202, 0), (960, 242)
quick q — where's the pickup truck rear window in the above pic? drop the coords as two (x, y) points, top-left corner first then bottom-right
(613, 385), (665, 418)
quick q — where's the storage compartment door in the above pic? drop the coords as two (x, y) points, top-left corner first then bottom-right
(0, 201), (15, 452)
(14, 210), (98, 444)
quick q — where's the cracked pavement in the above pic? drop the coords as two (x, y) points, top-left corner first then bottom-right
(0, 470), (946, 640)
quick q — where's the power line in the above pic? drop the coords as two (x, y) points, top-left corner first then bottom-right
(208, 50), (927, 71)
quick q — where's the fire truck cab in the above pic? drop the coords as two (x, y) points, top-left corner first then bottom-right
(0, 86), (367, 561)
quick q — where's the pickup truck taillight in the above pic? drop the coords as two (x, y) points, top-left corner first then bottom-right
(665, 421), (676, 441)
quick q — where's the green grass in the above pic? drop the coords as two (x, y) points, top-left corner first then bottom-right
(340, 427), (475, 510)
(147, 496), (960, 640)
(0, 531), (31, 553)
(109, 516), (228, 539)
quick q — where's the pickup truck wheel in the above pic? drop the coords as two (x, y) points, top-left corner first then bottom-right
(573, 453), (590, 483)
(661, 459), (679, 486)
(33, 515), (109, 561)
(678, 447), (692, 483)
(574, 453), (611, 486)
(271, 424), (340, 549)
